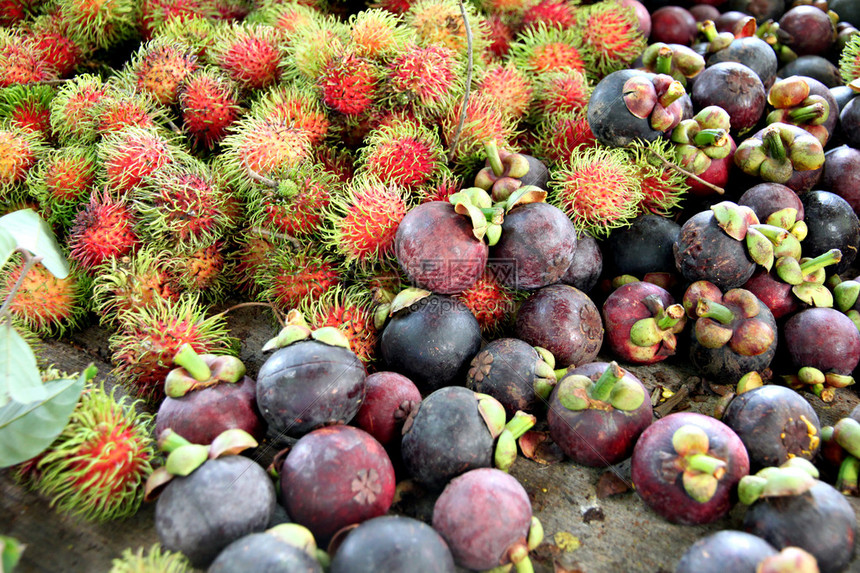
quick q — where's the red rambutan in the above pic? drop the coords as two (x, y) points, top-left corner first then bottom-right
(140, 0), (217, 39)
(178, 67), (242, 151)
(246, 0), (321, 38)
(404, 0), (491, 62)
(532, 109), (597, 165)
(548, 144), (644, 237)
(475, 62), (534, 122)
(439, 91), (519, 173)
(315, 142), (356, 183)
(382, 43), (462, 113)
(210, 22), (284, 91)
(91, 88), (164, 137)
(0, 28), (56, 87)
(529, 68), (591, 122)
(281, 15), (348, 82)
(0, 0), (37, 26)
(627, 139), (688, 217)
(119, 39), (198, 106)
(109, 293), (237, 402)
(32, 382), (155, 522)
(416, 171), (462, 203)
(370, 0), (415, 15)
(0, 85), (55, 138)
(0, 126), (46, 194)
(150, 14), (217, 59)
(520, 0), (578, 31)
(227, 227), (279, 296)
(318, 50), (380, 116)
(28, 145), (98, 229)
(482, 13), (515, 62)
(576, 0), (646, 78)
(840, 34), (860, 86)
(55, 0), (140, 50)
(356, 117), (447, 189)
(324, 177), (409, 269)
(26, 13), (86, 78)
(67, 188), (140, 272)
(255, 244), (341, 310)
(98, 126), (181, 194)
(508, 23), (587, 77)
(303, 285), (379, 364)
(454, 273), (519, 333)
(49, 73), (107, 144)
(253, 83), (329, 147)
(171, 242), (230, 301)
(348, 8), (414, 59)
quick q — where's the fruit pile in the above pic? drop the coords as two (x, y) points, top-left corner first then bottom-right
(2, 0), (860, 570)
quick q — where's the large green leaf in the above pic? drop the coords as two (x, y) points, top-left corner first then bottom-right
(0, 321), (44, 405)
(0, 365), (95, 468)
(1, 535), (24, 573)
(0, 227), (15, 273)
(0, 209), (69, 279)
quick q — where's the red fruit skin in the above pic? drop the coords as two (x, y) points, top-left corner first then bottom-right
(687, 136), (736, 197)
(616, 0), (651, 38)
(155, 376), (266, 445)
(280, 425), (396, 545)
(784, 307), (860, 374)
(650, 6), (698, 46)
(547, 362), (653, 467)
(395, 201), (488, 294)
(631, 412), (750, 525)
(432, 468), (532, 571)
(354, 371), (421, 446)
(741, 268), (801, 320)
(602, 281), (679, 365)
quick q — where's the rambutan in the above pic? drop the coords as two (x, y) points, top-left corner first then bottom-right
(26, 13), (87, 78)
(28, 145), (98, 229)
(840, 34), (860, 86)
(315, 142), (356, 183)
(67, 188), (140, 272)
(439, 91), (519, 174)
(49, 73), (107, 144)
(475, 62), (533, 122)
(416, 171), (462, 203)
(177, 67), (241, 151)
(520, 0), (578, 31)
(348, 8), (414, 59)
(0, 85), (55, 138)
(381, 42), (462, 113)
(0, 126), (46, 194)
(404, 0), (491, 62)
(529, 68), (591, 122)
(227, 227), (279, 296)
(0, 256), (90, 336)
(98, 126), (182, 194)
(210, 22), (284, 91)
(109, 293), (237, 402)
(245, 161), (338, 238)
(32, 382), (154, 522)
(133, 160), (230, 249)
(454, 273), (519, 333)
(109, 544), (192, 573)
(576, 0), (646, 78)
(508, 22), (587, 77)
(548, 144), (644, 238)
(0, 28), (56, 87)
(251, 82), (330, 147)
(141, 0), (217, 40)
(246, 0), (321, 38)
(532, 109), (597, 165)
(55, 0), (140, 50)
(255, 243), (341, 310)
(303, 285), (379, 364)
(91, 87), (165, 137)
(482, 14), (515, 62)
(281, 15), (348, 82)
(356, 117), (447, 189)
(0, 0), (36, 26)
(118, 39), (198, 106)
(150, 14), (217, 59)
(91, 247), (182, 326)
(370, 0), (415, 15)
(324, 177), (409, 269)
(170, 242), (230, 300)
(318, 50), (381, 116)
(628, 139), (688, 217)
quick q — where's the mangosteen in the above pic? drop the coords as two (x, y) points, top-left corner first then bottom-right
(631, 411), (750, 525)
(765, 76), (838, 148)
(727, 0), (785, 23)
(649, 6), (698, 46)
(779, 55), (843, 88)
(279, 425), (396, 546)
(692, 62), (766, 135)
(778, 6), (836, 57)
(208, 524), (325, 573)
(737, 182), (805, 222)
(734, 122), (825, 193)
(606, 214), (681, 280)
(354, 371), (421, 447)
(706, 35), (778, 90)
(840, 96), (860, 149)
(560, 232), (603, 293)
(330, 515), (456, 573)
(255, 312), (366, 439)
(473, 140), (550, 198)
(379, 290), (482, 394)
(822, 146), (860, 216)
(675, 530), (778, 573)
(801, 190), (860, 273)
(670, 105), (736, 198)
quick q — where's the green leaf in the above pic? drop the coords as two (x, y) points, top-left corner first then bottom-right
(0, 321), (44, 405)
(0, 365), (95, 468)
(0, 227), (15, 272)
(0, 209), (69, 279)
(1, 535), (24, 573)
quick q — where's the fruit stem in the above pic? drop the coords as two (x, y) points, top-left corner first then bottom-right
(655, 45), (673, 75)
(837, 455), (860, 495)
(695, 298), (735, 325)
(508, 543), (535, 573)
(158, 428), (194, 453)
(657, 303), (685, 330)
(505, 410), (537, 440)
(799, 248), (842, 275)
(699, 20), (719, 42)
(646, 147), (725, 195)
(447, 0), (473, 163)
(589, 361), (624, 403)
(172, 343), (211, 382)
(762, 126), (787, 161)
(657, 80), (686, 108)
(483, 140), (504, 177)
(788, 102), (826, 124)
(686, 453), (727, 478)
(692, 128), (729, 148)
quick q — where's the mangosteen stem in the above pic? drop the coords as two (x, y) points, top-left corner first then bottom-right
(158, 428), (194, 453)
(762, 126), (787, 161)
(483, 140), (504, 177)
(506, 411), (537, 440)
(173, 343), (212, 382)
(507, 543), (535, 573)
(695, 298), (735, 325)
(657, 80), (686, 108)
(699, 20), (719, 42)
(588, 361), (625, 403)
(446, 0), (473, 163)
(692, 128), (729, 148)
(799, 248), (842, 275)
(837, 455), (860, 495)
(655, 45), (673, 75)
(788, 102), (826, 124)
(657, 304), (685, 330)
(646, 148), (725, 195)
(686, 453), (727, 478)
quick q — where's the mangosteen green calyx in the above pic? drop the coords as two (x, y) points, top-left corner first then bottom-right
(208, 523), (328, 572)
(833, 278), (860, 330)
(740, 458), (858, 573)
(163, 343), (246, 398)
(671, 105), (733, 195)
(473, 139), (549, 200)
(640, 42), (705, 86)
(256, 310), (366, 438)
(734, 122), (825, 186)
(821, 417), (860, 496)
(766, 76), (833, 146)
(146, 429), (276, 569)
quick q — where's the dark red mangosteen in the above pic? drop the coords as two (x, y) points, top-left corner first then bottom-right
(670, 105), (736, 197)
(606, 214), (681, 281)
(473, 140), (549, 199)
(650, 6), (698, 46)
(705, 32), (778, 90)
(209, 524), (326, 572)
(801, 190), (859, 273)
(155, 344), (266, 445)
(354, 371), (421, 447)
(560, 232), (603, 294)
(279, 425), (396, 546)
(734, 122), (825, 193)
(765, 76), (838, 148)
(692, 62), (766, 136)
(547, 361), (653, 467)
(631, 411), (750, 525)
(822, 146), (860, 216)
(432, 468), (543, 573)
(779, 55), (843, 89)
(726, 0), (785, 23)
(255, 311), (366, 438)
(778, 5), (836, 57)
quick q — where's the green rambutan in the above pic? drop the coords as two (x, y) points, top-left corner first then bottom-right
(210, 22), (285, 91)
(109, 544), (192, 573)
(133, 160), (230, 249)
(381, 42), (462, 113)
(576, 0), (646, 78)
(356, 117), (447, 189)
(508, 22), (587, 77)
(475, 62), (534, 122)
(0, 125), (46, 195)
(49, 73), (107, 144)
(110, 292), (237, 402)
(281, 14), (348, 82)
(439, 91), (519, 173)
(483, 14), (515, 62)
(151, 15), (218, 59)
(251, 82), (330, 147)
(32, 382), (154, 522)
(324, 177), (409, 269)
(454, 273), (519, 333)
(255, 243), (341, 310)
(628, 139), (688, 217)
(318, 50), (381, 116)
(117, 38), (198, 106)
(28, 145), (98, 229)
(0, 28), (56, 87)
(245, 161), (338, 238)
(55, 0), (140, 51)
(91, 247), (182, 326)
(532, 109), (597, 165)
(404, 0), (491, 62)
(529, 68), (591, 122)
(548, 144), (644, 238)
(520, 0), (578, 31)
(26, 13), (87, 78)
(141, 0), (217, 40)
(246, 0), (321, 38)
(177, 67), (242, 151)
(348, 8), (414, 60)
(1, 256), (90, 336)
(67, 188), (141, 272)
(840, 33), (860, 86)
(98, 126), (182, 194)
(0, 85), (56, 138)
(303, 284), (379, 364)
